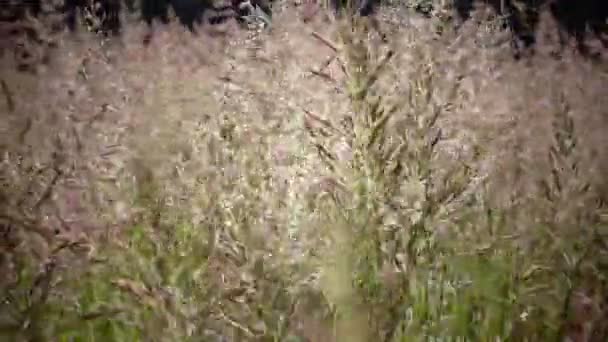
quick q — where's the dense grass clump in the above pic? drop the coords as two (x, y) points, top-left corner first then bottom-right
(1, 4), (607, 342)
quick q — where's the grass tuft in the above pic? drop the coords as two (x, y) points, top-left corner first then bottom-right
(1, 3), (607, 341)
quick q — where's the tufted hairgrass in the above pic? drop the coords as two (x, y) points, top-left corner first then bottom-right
(1, 3), (607, 341)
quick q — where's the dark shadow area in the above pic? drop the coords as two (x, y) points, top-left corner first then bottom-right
(3, 0), (606, 62)
(449, 0), (608, 60)
(1, 0), (273, 37)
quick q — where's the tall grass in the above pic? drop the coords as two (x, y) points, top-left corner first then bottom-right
(1, 5), (607, 342)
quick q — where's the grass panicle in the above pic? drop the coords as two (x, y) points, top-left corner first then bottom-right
(1, 2), (607, 341)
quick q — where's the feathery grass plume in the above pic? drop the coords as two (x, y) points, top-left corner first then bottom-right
(304, 12), (513, 340)
(2, 2), (607, 341)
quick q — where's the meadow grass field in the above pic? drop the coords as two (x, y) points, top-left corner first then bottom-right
(1, 2), (607, 341)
